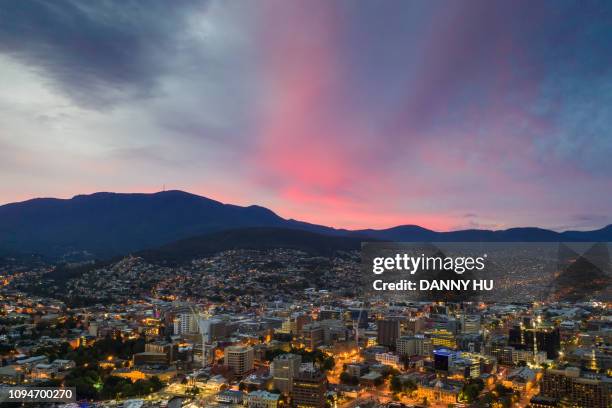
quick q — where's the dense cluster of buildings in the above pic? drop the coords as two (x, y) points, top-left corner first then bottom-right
(0, 249), (610, 407)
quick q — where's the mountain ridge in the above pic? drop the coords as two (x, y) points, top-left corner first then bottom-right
(0, 190), (610, 259)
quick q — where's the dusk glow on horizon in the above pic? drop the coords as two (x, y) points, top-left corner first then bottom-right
(0, 1), (611, 231)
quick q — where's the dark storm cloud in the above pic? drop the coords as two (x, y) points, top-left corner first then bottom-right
(332, 0), (612, 177)
(0, 0), (205, 108)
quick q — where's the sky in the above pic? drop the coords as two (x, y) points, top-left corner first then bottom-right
(0, 0), (611, 232)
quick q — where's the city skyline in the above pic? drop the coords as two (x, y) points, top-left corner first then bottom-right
(1, 1), (611, 231)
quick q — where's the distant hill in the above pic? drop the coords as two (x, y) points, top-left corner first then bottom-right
(137, 227), (364, 263)
(355, 225), (569, 242)
(0, 191), (291, 258)
(0, 190), (610, 259)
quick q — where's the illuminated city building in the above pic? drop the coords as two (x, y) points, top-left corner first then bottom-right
(225, 345), (255, 376)
(376, 318), (400, 348)
(509, 323), (560, 359)
(433, 348), (456, 372)
(247, 390), (281, 408)
(416, 380), (460, 404)
(301, 323), (324, 349)
(291, 364), (327, 408)
(271, 353), (302, 395)
(429, 329), (457, 349)
(375, 352), (401, 367)
(540, 367), (611, 408)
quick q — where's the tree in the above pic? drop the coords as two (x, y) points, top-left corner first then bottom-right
(390, 375), (416, 395)
(390, 375), (402, 393)
(459, 382), (480, 403)
(187, 386), (200, 396)
(339, 372), (359, 386)
(149, 376), (163, 391)
(65, 367), (103, 400)
(404, 379), (417, 393)
(386, 367), (400, 378)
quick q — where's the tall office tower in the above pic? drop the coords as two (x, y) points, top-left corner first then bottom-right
(509, 324), (560, 359)
(429, 329), (457, 349)
(197, 318), (214, 366)
(202, 342), (216, 366)
(318, 319), (348, 344)
(396, 334), (436, 358)
(397, 336), (418, 357)
(224, 345), (254, 375)
(508, 324), (525, 346)
(347, 308), (369, 329)
(210, 320), (228, 340)
(291, 364), (327, 408)
(377, 318), (400, 348)
(271, 353), (302, 394)
(540, 367), (611, 408)
(173, 317), (180, 335)
(301, 323), (324, 349)
(433, 348), (456, 372)
(534, 327), (561, 360)
(174, 312), (198, 335)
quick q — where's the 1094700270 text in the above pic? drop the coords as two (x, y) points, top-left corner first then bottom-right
(1, 387), (76, 403)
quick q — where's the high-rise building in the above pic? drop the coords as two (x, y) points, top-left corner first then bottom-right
(398, 335), (433, 357)
(397, 335), (431, 356)
(316, 319), (348, 344)
(173, 313), (198, 335)
(202, 342), (217, 366)
(377, 319), (400, 348)
(540, 367), (611, 408)
(271, 353), (302, 395)
(397, 336), (418, 356)
(224, 346), (254, 375)
(428, 329), (457, 349)
(509, 324), (560, 360)
(347, 308), (368, 329)
(433, 348), (456, 372)
(291, 364), (327, 408)
(301, 323), (324, 349)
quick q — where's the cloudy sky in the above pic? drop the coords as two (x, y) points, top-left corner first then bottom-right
(0, 0), (611, 231)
